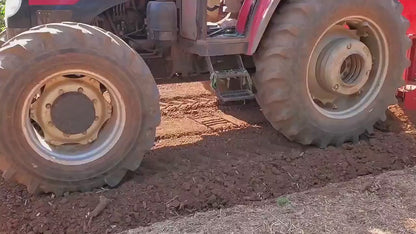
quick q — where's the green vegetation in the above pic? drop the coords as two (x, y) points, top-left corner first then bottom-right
(0, 0), (5, 31)
(276, 196), (291, 207)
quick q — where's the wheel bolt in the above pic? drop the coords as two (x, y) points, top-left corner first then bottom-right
(94, 116), (99, 121)
(347, 44), (352, 49)
(59, 89), (64, 95)
(48, 121), (54, 127)
(45, 104), (51, 109)
(78, 87), (84, 93)
(333, 84), (340, 91)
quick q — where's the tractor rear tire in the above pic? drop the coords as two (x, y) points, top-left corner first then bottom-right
(0, 31), (6, 47)
(254, 0), (410, 147)
(0, 23), (160, 195)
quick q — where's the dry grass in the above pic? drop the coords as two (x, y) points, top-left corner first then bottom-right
(122, 167), (416, 234)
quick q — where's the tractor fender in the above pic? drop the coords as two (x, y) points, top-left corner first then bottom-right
(7, 0), (130, 28)
(31, 0), (131, 23)
(246, 0), (282, 55)
(400, 0), (416, 34)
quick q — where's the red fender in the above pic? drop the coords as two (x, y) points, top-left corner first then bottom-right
(401, 0), (416, 35)
(244, 0), (282, 55)
(29, 0), (80, 5)
(236, 0), (254, 34)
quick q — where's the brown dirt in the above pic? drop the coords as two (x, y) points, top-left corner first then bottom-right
(1, 81), (416, 234)
(124, 167), (416, 234)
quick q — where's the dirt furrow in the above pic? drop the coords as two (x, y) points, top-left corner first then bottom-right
(1, 82), (416, 234)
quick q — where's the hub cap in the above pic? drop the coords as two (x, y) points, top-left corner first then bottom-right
(30, 76), (112, 145)
(307, 18), (388, 119)
(22, 70), (126, 165)
(316, 38), (373, 95)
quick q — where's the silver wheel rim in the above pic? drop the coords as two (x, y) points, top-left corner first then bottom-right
(307, 16), (389, 119)
(22, 69), (127, 166)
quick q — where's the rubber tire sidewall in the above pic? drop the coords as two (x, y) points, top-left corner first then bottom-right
(0, 51), (145, 183)
(256, 0), (407, 140)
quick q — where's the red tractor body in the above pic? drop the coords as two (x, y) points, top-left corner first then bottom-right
(402, 0), (416, 34)
(400, 0), (416, 109)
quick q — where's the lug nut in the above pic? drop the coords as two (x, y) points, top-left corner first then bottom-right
(48, 121), (54, 127)
(347, 44), (352, 49)
(94, 116), (99, 121)
(59, 89), (65, 95)
(78, 87), (84, 93)
(45, 104), (51, 109)
(333, 84), (340, 91)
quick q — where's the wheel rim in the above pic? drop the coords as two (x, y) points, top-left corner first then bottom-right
(22, 70), (127, 165)
(307, 16), (388, 119)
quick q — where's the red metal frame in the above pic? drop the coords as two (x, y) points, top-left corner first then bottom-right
(246, 0), (272, 54)
(236, 0), (254, 34)
(28, 0), (80, 6)
(399, 0), (416, 109)
(401, 0), (416, 35)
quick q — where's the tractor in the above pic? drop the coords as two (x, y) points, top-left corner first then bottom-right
(0, 0), (411, 195)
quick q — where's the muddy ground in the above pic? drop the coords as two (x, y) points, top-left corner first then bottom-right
(1, 81), (416, 234)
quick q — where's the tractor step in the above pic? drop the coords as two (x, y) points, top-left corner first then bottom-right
(206, 55), (255, 102)
(219, 89), (255, 102)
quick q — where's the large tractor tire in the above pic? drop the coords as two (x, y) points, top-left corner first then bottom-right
(254, 0), (410, 147)
(0, 23), (160, 195)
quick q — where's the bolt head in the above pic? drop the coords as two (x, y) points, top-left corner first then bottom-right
(45, 104), (51, 109)
(333, 84), (340, 91)
(78, 87), (84, 93)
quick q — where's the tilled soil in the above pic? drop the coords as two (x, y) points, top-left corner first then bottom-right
(122, 167), (416, 234)
(1, 82), (416, 234)
(125, 167), (416, 234)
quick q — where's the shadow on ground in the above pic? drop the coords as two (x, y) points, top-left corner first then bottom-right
(1, 105), (416, 234)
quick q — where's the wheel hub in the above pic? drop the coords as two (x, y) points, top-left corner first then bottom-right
(51, 92), (96, 135)
(30, 76), (112, 145)
(316, 38), (373, 95)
